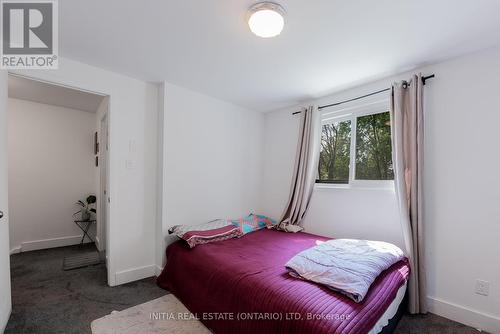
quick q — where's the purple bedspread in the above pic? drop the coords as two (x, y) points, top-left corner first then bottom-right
(157, 229), (409, 334)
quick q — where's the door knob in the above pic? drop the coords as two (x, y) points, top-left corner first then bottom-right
(0, 211), (3, 219)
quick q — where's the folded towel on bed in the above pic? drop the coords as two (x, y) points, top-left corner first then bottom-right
(285, 239), (405, 302)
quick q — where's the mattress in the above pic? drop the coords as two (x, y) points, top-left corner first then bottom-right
(157, 228), (409, 334)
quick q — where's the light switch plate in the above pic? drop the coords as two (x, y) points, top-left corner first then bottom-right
(125, 159), (135, 170)
(475, 279), (490, 296)
(129, 140), (136, 153)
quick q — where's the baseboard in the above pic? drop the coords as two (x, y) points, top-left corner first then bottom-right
(16, 235), (92, 253)
(114, 264), (156, 286)
(427, 296), (500, 333)
(9, 246), (21, 255)
(0, 312), (11, 333)
(155, 265), (163, 276)
(0, 308), (10, 334)
(95, 236), (103, 252)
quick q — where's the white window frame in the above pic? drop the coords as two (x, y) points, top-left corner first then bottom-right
(317, 95), (394, 189)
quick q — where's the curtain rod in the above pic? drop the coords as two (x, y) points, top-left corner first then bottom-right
(292, 74), (435, 115)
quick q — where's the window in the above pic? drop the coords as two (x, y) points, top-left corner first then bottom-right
(318, 120), (351, 183)
(355, 112), (393, 180)
(317, 99), (393, 185)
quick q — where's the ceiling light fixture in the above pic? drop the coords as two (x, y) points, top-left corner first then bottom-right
(247, 2), (285, 38)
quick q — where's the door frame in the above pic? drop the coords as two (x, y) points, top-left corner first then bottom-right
(97, 108), (109, 257)
(7, 72), (113, 285)
(0, 70), (11, 333)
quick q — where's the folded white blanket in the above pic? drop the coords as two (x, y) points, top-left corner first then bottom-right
(285, 239), (405, 302)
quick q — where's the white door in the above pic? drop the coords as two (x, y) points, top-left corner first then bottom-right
(0, 71), (12, 331)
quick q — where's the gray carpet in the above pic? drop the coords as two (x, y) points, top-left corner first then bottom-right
(6, 244), (481, 334)
(6, 243), (167, 334)
(395, 313), (482, 333)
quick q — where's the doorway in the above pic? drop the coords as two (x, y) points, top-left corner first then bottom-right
(6, 73), (110, 279)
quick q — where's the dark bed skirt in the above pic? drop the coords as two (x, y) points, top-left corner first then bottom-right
(380, 289), (408, 334)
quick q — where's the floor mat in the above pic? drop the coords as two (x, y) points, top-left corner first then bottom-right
(91, 294), (211, 334)
(63, 251), (101, 270)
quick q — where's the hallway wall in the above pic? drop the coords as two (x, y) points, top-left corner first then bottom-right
(8, 98), (97, 252)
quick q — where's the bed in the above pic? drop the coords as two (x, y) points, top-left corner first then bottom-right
(157, 228), (409, 334)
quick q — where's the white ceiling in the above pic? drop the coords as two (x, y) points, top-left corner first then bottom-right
(8, 75), (104, 113)
(59, 0), (500, 112)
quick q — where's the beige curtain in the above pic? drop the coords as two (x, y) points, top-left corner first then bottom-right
(278, 106), (321, 232)
(390, 74), (427, 314)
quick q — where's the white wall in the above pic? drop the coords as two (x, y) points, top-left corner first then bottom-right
(262, 46), (500, 332)
(0, 71), (12, 333)
(11, 57), (159, 286)
(8, 98), (97, 252)
(157, 82), (264, 268)
(420, 47), (500, 333)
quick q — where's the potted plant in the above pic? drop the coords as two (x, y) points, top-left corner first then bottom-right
(74, 195), (97, 221)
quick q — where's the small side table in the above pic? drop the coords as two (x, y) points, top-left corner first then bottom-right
(74, 220), (96, 244)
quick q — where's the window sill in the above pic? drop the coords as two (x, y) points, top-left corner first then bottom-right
(315, 181), (395, 191)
